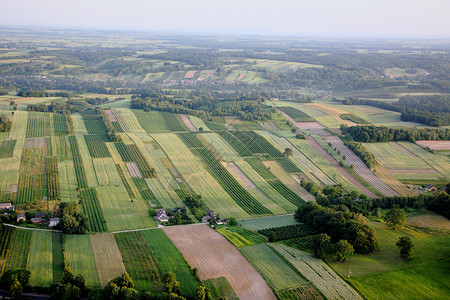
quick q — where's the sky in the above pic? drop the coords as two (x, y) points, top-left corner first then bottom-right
(2, 0), (450, 38)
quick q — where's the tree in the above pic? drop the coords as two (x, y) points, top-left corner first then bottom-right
(228, 217), (237, 226)
(335, 240), (354, 262)
(384, 209), (407, 230)
(283, 148), (293, 158)
(396, 236), (414, 260)
(195, 285), (207, 300)
(163, 272), (177, 293)
(312, 233), (331, 259)
(9, 280), (22, 300)
(173, 212), (182, 225)
(62, 266), (74, 284)
(267, 231), (277, 242)
(372, 207), (382, 218)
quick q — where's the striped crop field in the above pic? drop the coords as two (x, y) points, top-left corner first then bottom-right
(80, 188), (107, 232)
(198, 132), (243, 162)
(160, 112), (187, 132)
(133, 110), (170, 133)
(26, 112), (51, 138)
(0, 227), (31, 274)
(84, 134), (111, 158)
(52, 113), (69, 136)
(58, 160), (78, 202)
(28, 231), (53, 287)
(0, 139), (16, 158)
(271, 244), (362, 300)
(111, 108), (146, 133)
(64, 235), (101, 287)
(115, 231), (162, 289)
(153, 133), (249, 218)
(241, 244), (307, 291)
(141, 229), (199, 299)
(90, 233), (127, 287)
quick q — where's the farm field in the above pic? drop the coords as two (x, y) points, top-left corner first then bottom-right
(0, 227), (31, 274)
(140, 229), (199, 298)
(330, 213), (450, 299)
(28, 231), (54, 287)
(163, 224), (277, 300)
(240, 243), (307, 291)
(238, 214), (297, 230)
(272, 243), (362, 300)
(90, 233), (127, 287)
(203, 277), (239, 300)
(64, 234), (101, 287)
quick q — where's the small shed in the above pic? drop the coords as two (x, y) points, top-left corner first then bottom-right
(17, 214), (26, 222)
(49, 217), (60, 227)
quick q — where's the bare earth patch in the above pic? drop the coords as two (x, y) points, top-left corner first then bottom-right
(126, 162), (142, 178)
(408, 214), (450, 231)
(163, 224), (276, 300)
(179, 114), (198, 132)
(390, 142), (418, 158)
(8, 184), (18, 192)
(24, 137), (46, 148)
(184, 70), (196, 79)
(105, 110), (117, 122)
(416, 140), (450, 151)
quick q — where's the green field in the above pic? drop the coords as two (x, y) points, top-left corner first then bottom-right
(64, 234), (101, 287)
(28, 231), (53, 286)
(0, 227), (31, 274)
(238, 214), (297, 231)
(203, 277), (239, 300)
(140, 229), (199, 299)
(330, 214), (450, 299)
(241, 243), (307, 291)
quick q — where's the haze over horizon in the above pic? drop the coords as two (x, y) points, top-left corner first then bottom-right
(2, 0), (450, 38)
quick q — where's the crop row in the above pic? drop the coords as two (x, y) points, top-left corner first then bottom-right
(115, 164), (135, 198)
(115, 142), (133, 162)
(243, 131), (285, 157)
(84, 134), (111, 158)
(203, 120), (227, 131)
(112, 121), (124, 133)
(16, 174), (45, 204)
(69, 136), (88, 188)
(176, 132), (204, 149)
(0, 227), (32, 274)
(259, 224), (316, 241)
(26, 115), (47, 138)
(80, 188), (107, 232)
(276, 157), (302, 174)
(226, 227), (266, 244)
(218, 228), (254, 248)
(278, 285), (324, 300)
(53, 114), (69, 136)
(0, 139), (16, 158)
(132, 177), (159, 204)
(115, 231), (162, 282)
(217, 131), (253, 156)
(127, 144), (156, 178)
(46, 157), (60, 200)
(277, 106), (315, 122)
(160, 112), (187, 132)
(192, 147), (271, 215)
(80, 110), (108, 134)
(246, 157), (304, 206)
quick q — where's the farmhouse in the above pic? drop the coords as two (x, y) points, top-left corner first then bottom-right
(17, 214), (26, 222)
(156, 209), (169, 222)
(427, 184), (436, 192)
(205, 209), (217, 219)
(0, 202), (15, 211)
(201, 215), (211, 223)
(49, 217), (60, 227)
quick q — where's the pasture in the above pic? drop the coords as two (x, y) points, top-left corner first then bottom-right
(163, 224), (276, 300)
(28, 231), (53, 287)
(330, 214), (450, 299)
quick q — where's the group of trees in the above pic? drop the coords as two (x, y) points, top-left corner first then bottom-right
(0, 114), (12, 132)
(50, 267), (87, 300)
(130, 92), (272, 122)
(343, 95), (450, 127)
(27, 101), (78, 114)
(343, 140), (377, 169)
(294, 202), (379, 254)
(17, 89), (71, 98)
(311, 233), (355, 262)
(53, 202), (89, 234)
(97, 107), (122, 142)
(341, 124), (450, 142)
(0, 269), (31, 300)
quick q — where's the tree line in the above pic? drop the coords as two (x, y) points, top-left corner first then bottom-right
(0, 115), (12, 132)
(341, 124), (450, 142)
(343, 95), (450, 127)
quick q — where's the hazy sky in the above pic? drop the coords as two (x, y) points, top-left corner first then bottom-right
(3, 0), (450, 37)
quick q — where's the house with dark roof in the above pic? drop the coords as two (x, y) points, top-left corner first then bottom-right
(156, 209), (169, 222)
(17, 214), (26, 222)
(0, 202), (15, 211)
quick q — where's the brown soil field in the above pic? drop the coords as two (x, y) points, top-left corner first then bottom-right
(179, 114), (198, 132)
(184, 70), (196, 79)
(408, 214), (450, 231)
(163, 224), (277, 300)
(105, 110), (117, 122)
(416, 140), (450, 151)
(390, 142), (418, 158)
